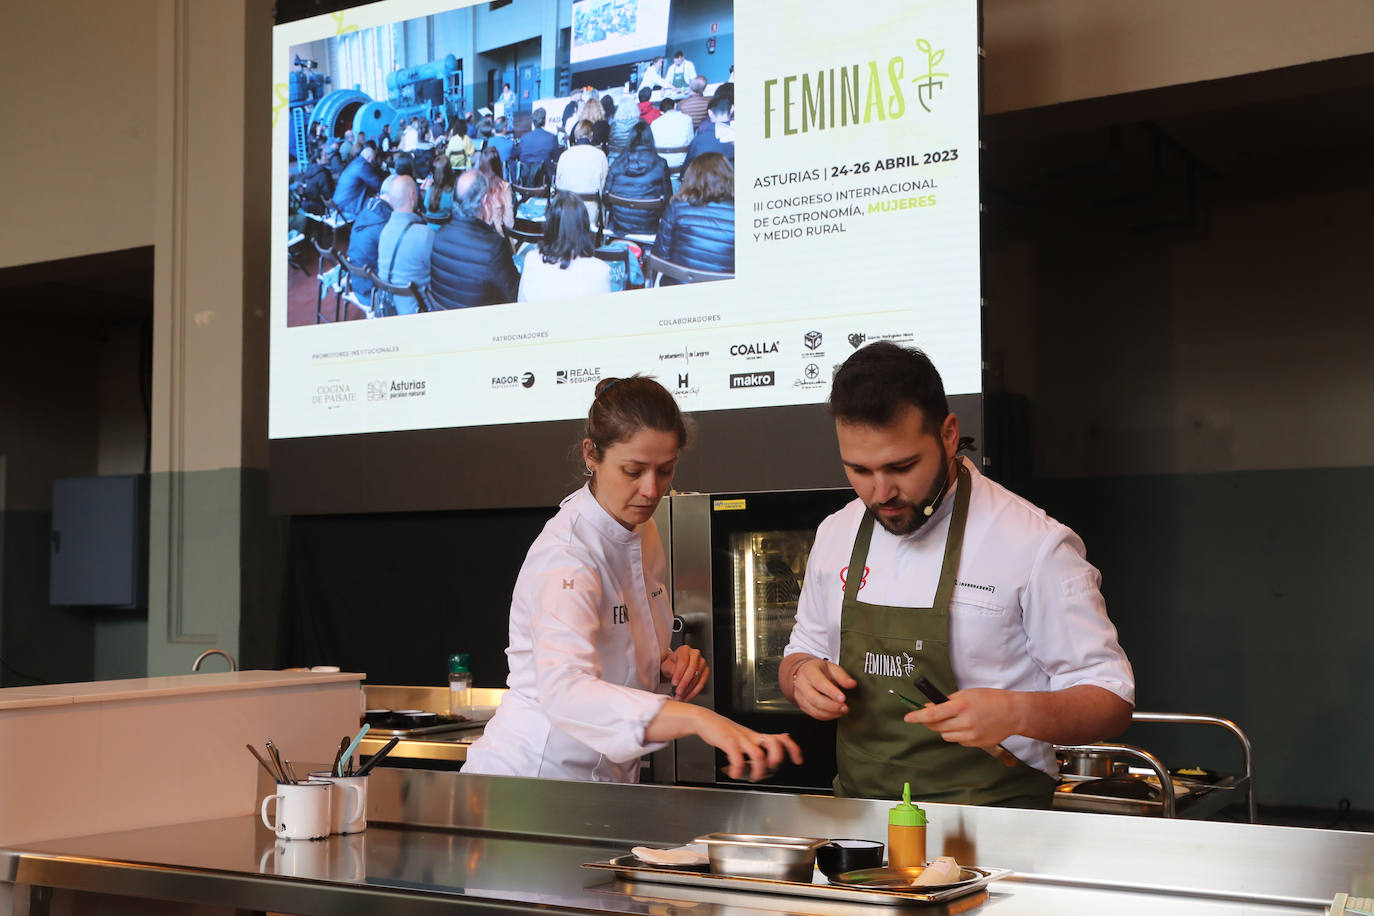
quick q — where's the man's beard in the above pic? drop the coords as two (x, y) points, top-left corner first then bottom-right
(870, 458), (951, 536)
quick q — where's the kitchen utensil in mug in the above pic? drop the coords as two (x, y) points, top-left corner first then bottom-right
(260, 779), (332, 840)
(308, 771), (368, 834)
(353, 737), (400, 777)
(339, 724), (370, 776)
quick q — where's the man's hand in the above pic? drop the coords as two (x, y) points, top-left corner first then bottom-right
(902, 687), (1018, 749)
(902, 685), (1133, 749)
(788, 656), (857, 721)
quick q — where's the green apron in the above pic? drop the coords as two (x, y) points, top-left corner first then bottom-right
(671, 66), (688, 89)
(834, 462), (1057, 807)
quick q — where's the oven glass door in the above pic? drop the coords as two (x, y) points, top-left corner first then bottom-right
(707, 489), (854, 791)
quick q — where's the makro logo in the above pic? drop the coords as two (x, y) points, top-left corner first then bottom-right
(730, 371), (775, 389)
(556, 367), (601, 385)
(730, 341), (780, 359)
(804, 331), (823, 350)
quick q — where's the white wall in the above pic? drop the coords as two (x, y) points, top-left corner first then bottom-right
(0, 0), (157, 269)
(984, 0), (1374, 113)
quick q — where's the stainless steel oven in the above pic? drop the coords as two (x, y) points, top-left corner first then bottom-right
(656, 488), (855, 791)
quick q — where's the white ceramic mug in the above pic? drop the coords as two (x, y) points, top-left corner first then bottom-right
(260, 780), (332, 840)
(308, 771), (367, 834)
(328, 832), (367, 881)
(258, 837), (330, 877)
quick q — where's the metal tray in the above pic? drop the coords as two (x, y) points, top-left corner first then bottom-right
(583, 855), (1011, 906)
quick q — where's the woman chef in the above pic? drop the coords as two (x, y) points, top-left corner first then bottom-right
(464, 376), (803, 783)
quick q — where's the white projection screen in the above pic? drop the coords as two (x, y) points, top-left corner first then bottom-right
(270, 0), (983, 513)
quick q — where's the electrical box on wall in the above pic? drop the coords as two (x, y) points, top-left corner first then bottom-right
(49, 474), (149, 609)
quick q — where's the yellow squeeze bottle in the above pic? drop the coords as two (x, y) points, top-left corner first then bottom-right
(887, 782), (927, 868)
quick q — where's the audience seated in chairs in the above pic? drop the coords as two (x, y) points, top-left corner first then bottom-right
(430, 169), (520, 309)
(446, 120), (475, 172)
(325, 141), (345, 181)
(374, 176), (435, 316)
(556, 120), (608, 228)
(295, 146), (335, 215)
(685, 95), (735, 170)
(517, 191), (612, 303)
(637, 86), (661, 124)
(347, 175), (395, 303)
(678, 75), (710, 131)
(651, 152), (735, 283)
(515, 107), (559, 186)
(607, 97), (638, 157)
(651, 98), (694, 169)
(486, 116), (515, 168)
(331, 144), (383, 221)
(603, 121), (671, 239)
(424, 153), (456, 221)
(475, 146), (515, 238)
(392, 151), (415, 178)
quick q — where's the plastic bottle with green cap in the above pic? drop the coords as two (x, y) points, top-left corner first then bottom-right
(887, 782), (927, 868)
(448, 653), (472, 717)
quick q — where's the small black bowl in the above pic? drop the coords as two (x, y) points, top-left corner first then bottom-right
(817, 839), (885, 879)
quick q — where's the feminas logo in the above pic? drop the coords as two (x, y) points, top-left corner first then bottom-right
(863, 651), (916, 678)
(729, 371), (775, 389)
(730, 341), (779, 359)
(556, 367), (601, 385)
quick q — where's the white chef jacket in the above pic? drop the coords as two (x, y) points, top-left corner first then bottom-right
(784, 458), (1135, 777)
(464, 486), (673, 782)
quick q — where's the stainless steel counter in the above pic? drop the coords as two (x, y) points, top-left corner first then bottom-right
(3, 770), (1371, 916)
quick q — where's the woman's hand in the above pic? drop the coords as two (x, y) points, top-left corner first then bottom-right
(660, 645), (708, 701)
(646, 703), (804, 782)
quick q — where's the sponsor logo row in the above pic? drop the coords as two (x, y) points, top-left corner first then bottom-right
(309, 330), (914, 410)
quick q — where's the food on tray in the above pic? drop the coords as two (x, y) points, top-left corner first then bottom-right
(630, 844), (709, 867)
(913, 856), (962, 886)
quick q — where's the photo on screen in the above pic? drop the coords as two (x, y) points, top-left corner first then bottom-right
(284, 0), (736, 328)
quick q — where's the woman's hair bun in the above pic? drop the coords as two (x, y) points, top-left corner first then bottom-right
(593, 377), (623, 399)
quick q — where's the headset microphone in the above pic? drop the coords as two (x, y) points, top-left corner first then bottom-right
(923, 457), (956, 517)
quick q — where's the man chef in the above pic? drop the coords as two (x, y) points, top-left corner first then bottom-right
(779, 342), (1135, 806)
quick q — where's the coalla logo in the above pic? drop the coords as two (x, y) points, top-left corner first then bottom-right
(730, 341), (780, 359)
(729, 371), (775, 389)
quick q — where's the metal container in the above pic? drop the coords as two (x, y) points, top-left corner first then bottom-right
(693, 833), (828, 882)
(1058, 749), (1115, 778)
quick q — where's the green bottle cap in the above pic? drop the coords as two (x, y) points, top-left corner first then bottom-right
(889, 782), (927, 826)
(449, 653), (471, 674)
